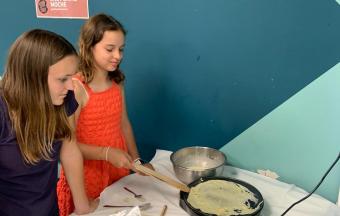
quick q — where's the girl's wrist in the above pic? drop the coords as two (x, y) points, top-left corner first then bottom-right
(73, 196), (91, 214)
(133, 158), (147, 165)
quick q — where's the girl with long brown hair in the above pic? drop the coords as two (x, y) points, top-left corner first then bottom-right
(57, 13), (154, 215)
(0, 29), (98, 215)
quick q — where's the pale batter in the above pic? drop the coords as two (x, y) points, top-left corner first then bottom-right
(187, 180), (260, 216)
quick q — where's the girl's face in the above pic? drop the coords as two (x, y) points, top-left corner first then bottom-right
(92, 30), (125, 73)
(48, 55), (78, 105)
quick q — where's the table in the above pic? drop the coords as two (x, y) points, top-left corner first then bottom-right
(74, 150), (340, 216)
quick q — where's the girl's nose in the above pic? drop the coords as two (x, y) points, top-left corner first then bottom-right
(66, 79), (74, 91)
(113, 49), (123, 60)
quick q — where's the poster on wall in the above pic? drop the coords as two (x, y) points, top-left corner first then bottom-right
(35, 0), (89, 19)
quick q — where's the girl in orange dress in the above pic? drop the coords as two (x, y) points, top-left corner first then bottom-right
(57, 14), (153, 216)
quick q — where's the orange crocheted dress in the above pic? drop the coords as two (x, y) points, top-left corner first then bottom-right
(57, 80), (130, 216)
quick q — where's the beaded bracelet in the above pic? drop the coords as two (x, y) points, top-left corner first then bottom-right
(105, 146), (111, 161)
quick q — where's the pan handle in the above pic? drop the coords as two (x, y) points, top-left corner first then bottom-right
(133, 162), (190, 193)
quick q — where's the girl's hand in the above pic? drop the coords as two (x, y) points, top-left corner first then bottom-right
(88, 199), (100, 212)
(74, 198), (99, 215)
(106, 147), (133, 170)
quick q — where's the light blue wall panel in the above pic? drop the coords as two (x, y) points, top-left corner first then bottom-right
(220, 63), (340, 202)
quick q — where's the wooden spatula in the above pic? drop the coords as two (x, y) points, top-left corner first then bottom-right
(133, 162), (190, 193)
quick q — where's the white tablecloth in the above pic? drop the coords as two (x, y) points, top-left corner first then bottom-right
(73, 150), (340, 216)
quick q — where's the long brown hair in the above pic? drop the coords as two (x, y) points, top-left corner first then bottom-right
(1, 29), (77, 164)
(78, 13), (126, 84)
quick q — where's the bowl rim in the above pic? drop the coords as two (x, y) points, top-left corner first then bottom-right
(170, 146), (227, 171)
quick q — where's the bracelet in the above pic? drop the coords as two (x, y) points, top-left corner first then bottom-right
(105, 146), (111, 161)
(133, 157), (146, 165)
(133, 158), (141, 164)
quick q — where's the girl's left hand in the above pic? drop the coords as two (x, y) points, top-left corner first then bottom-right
(74, 198), (99, 215)
(107, 147), (133, 170)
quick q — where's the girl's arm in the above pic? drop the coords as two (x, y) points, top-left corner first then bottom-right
(78, 143), (133, 169)
(60, 114), (98, 214)
(72, 78), (133, 170)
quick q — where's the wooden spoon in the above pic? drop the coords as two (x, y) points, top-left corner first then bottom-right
(133, 162), (190, 193)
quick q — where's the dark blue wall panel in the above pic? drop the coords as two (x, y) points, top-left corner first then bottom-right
(1, 1), (339, 160)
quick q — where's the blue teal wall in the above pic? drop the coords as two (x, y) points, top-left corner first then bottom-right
(112, 1), (340, 161)
(1, 0), (339, 200)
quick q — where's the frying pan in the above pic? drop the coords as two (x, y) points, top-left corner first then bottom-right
(180, 176), (264, 216)
(134, 163), (264, 215)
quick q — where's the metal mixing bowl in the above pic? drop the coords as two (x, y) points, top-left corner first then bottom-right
(170, 146), (227, 184)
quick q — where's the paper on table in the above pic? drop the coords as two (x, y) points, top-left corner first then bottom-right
(257, 169), (279, 179)
(108, 206), (141, 216)
(100, 182), (147, 207)
(99, 150), (189, 216)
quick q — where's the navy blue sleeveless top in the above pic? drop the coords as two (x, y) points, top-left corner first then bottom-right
(0, 91), (78, 216)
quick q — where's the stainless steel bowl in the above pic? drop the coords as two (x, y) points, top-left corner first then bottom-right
(170, 146), (226, 184)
